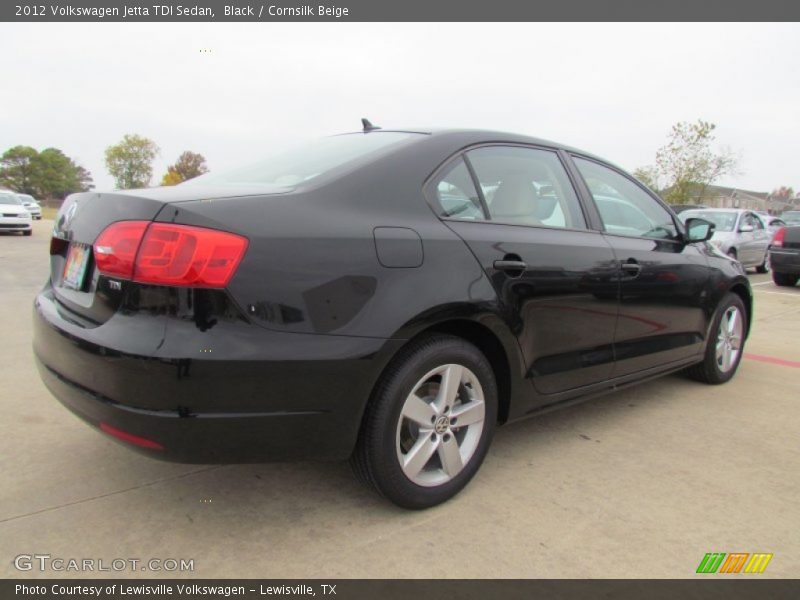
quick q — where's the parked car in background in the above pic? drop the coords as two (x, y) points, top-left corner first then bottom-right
(0, 190), (33, 235)
(33, 127), (753, 508)
(781, 210), (800, 226)
(17, 194), (42, 220)
(680, 208), (770, 272)
(669, 203), (708, 214)
(759, 215), (787, 239)
(769, 226), (800, 287)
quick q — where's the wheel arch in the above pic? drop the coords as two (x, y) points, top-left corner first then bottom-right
(419, 319), (515, 424)
(728, 281), (753, 338)
(359, 308), (527, 437)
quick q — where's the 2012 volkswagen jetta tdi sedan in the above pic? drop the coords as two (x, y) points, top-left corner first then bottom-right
(34, 127), (752, 508)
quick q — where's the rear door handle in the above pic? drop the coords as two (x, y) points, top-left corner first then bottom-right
(494, 260), (528, 271)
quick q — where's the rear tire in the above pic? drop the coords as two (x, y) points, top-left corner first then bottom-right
(351, 334), (497, 509)
(686, 292), (747, 385)
(772, 271), (799, 287)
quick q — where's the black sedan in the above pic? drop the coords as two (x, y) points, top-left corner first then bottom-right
(33, 125), (752, 508)
(769, 225), (800, 287)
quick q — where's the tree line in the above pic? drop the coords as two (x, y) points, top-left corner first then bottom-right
(0, 134), (208, 202)
(0, 146), (93, 200)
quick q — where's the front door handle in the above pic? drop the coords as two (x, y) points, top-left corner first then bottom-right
(620, 261), (641, 277)
(494, 260), (528, 272)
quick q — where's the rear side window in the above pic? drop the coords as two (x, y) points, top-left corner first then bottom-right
(432, 158), (485, 220)
(466, 146), (586, 229)
(574, 157), (677, 239)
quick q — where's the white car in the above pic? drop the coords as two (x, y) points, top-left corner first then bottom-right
(17, 193), (42, 220)
(0, 191), (33, 236)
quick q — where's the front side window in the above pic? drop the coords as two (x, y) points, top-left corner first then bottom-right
(744, 213), (763, 231)
(466, 146), (586, 229)
(574, 157), (678, 239)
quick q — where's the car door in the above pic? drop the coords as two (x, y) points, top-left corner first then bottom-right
(571, 156), (711, 377)
(751, 214), (770, 264)
(736, 212), (759, 266)
(427, 145), (620, 407)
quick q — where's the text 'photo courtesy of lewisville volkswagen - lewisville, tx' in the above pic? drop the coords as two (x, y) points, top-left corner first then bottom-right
(1, 2), (799, 598)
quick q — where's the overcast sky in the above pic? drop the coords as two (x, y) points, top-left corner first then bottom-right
(1, 22), (799, 192)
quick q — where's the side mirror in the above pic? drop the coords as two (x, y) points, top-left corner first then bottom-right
(739, 224), (754, 233)
(685, 218), (715, 242)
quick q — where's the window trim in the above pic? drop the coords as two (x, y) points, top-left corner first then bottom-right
(568, 153), (685, 244)
(423, 142), (593, 233)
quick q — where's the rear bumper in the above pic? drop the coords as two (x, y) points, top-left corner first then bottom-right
(33, 287), (402, 463)
(770, 248), (800, 274)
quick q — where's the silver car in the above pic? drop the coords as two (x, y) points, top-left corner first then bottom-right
(681, 208), (770, 272)
(760, 215), (786, 240)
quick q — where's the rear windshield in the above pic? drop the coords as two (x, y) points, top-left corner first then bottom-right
(190, 132), (421, 188)
(783, 211), (800, 223)
(682, 210), (737, 232)
(0, 194), (22, 205)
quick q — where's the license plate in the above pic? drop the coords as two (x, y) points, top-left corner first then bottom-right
(62, 243), (91, 290)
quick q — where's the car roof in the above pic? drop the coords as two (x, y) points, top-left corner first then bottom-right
(340, 128), (612, 163)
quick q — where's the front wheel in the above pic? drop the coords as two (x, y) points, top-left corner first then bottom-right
(686, 293), (747, 384)
(351, 334), (497, 509)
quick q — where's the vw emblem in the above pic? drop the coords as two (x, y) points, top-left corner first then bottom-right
(434, 416), (450, 434)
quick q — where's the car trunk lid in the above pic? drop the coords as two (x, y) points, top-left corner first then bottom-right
(49, 185), (290, 325)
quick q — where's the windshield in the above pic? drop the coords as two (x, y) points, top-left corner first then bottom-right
(0, 194), (23, 205)
(682, 210), (737, 232)
(191, 132), (421, 188)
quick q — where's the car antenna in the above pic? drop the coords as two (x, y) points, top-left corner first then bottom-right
(361, 118), (381, 132)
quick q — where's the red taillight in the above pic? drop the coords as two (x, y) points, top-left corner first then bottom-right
(99, 422), (164, 450)
(773, 226), (786, 248)
(94, 220), (149, 279)
(134, 223), (248, 288)
(93, 221), (248, 288)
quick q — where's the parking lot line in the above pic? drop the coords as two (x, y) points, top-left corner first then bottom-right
(744, 353), (800, 369)
(754, 290), (800, 297)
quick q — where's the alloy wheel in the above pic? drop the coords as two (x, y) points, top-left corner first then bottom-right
(715, 306), (743, 373)
(395, 364), (486, 487)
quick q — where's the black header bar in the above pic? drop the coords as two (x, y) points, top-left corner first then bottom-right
(3, 0), (800, 22)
